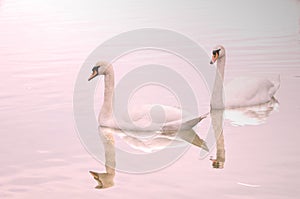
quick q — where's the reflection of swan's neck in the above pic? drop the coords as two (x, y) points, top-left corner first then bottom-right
(101, 66), (114, 119)
(211, 56), (226, 109)
(210, 110), (225, 168)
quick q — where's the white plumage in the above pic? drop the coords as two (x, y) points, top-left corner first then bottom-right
(210, 45), (280, 109)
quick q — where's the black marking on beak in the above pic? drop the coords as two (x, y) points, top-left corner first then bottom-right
(212, 49), (221, 56)
(210, 49), (221, 64)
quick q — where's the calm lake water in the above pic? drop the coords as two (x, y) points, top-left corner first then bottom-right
(1, 0), (300, 198)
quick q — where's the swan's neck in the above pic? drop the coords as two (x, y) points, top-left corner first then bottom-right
(216, 56), (225, 80)
(211, 56), (226, 109)
(100, 66), (114, 120)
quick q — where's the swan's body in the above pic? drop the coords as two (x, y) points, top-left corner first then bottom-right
(225, 76), (280, 108)
(88, 61), (207, 131)
(210, 45), (280, 109)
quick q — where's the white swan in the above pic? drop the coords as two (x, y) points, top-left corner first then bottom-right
(210, 45), (280, 109)
(88, 61), (207, 131)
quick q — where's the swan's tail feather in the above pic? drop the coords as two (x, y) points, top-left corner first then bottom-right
(180, 112), (209, 130)
(269, 74), (280, 97)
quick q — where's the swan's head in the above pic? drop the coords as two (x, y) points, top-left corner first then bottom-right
(88, 61), (111, 81)
(210, 45), (225, 64)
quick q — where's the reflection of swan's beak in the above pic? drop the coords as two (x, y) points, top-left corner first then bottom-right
(89, 171), (103, 188)
(89, 170), (115, 189)
(210, 53), (219, 64)
(210, 157), (224, 169)
(88, 70), (98, 81)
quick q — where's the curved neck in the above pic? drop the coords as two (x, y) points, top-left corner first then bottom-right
(211, 56), (226, 109)
(100, 65), (114, 119)
(216, 56), (225, 80)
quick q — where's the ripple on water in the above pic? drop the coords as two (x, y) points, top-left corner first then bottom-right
(8, 176), (69, 186)
(8, 188), (28, 193)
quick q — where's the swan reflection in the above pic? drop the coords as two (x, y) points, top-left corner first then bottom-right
(89, 126), (209, 189)
(208, 98), (279, 169)
(89, 127), (116, 189)
(209, 110), (226, 169)
(89, 99), (280, 186)
(224, 97), (279, 126)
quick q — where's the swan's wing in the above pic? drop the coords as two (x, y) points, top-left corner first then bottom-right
(226, 77), (278, 107)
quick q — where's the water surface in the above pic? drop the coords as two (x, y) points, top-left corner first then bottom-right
(0, 0), (300, 198)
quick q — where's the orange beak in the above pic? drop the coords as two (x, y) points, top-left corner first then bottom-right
(210, 53), (219, 64)
(88, 70), (98, 81)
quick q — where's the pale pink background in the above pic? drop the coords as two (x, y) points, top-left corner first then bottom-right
(0, 0), (300, 198)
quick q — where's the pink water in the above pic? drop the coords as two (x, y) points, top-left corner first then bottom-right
(1, 0), (300, 198)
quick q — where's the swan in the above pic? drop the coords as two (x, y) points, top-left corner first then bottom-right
(88, 61), (207, 131)
(210, 45), (280, 109)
